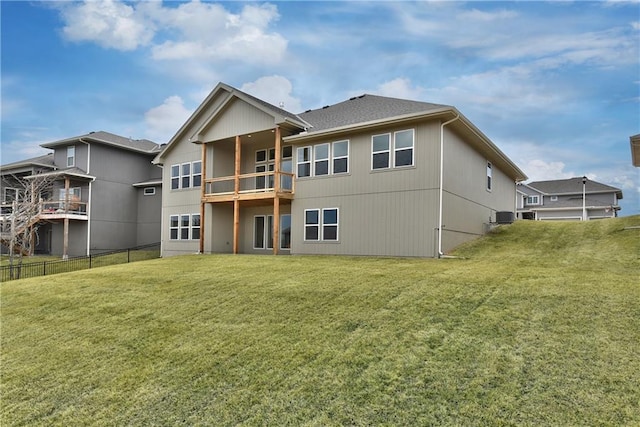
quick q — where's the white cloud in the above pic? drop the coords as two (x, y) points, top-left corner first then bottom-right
(144, 96), (192, 143)
(59, 0), (154, 50)
(522, 159), (576, 182)
(241, 76), (302, 113)
(371, 78), (425, 101)
(57, 1), (287, 65)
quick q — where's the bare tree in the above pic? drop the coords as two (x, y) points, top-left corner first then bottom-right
(2, 174), (55, 279)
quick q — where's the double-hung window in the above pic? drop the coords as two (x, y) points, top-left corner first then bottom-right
(527, 195), (539, 205)
(297, 147), (312, 178)
(171, 165), (180, 189)
(394, 130), (414, 167)
(297, 141), (350, 178)
(372, 134), (391, 169)
(372, 129), (414, 170)
(333, 140), (349, 174)
(170, 213), (200, 240)
(314, 143), (330, 176)
(67, 146), (75, 167)
(486, 162), (492, 191)
(304, 208), (339, 241)
(171, 161), (201, 190)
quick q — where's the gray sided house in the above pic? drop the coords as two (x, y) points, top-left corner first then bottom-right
(155, 82), (527, 258)
(517, 177), (622, 221)
(0, 131), (162, 257)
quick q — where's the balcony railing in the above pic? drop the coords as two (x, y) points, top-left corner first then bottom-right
(0, 200), (88, 219)
(204, 171), (295, 202)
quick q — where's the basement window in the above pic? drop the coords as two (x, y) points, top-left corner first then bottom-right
(143, 187), (156, 196)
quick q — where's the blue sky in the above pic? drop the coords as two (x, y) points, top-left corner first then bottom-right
(2, 1), (639, 215)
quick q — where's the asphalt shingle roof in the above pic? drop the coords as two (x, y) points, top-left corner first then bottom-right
(41, 131), (161, 154)
(1, 153), (55, 169)
(527, 177), (622, 196)
(297, 94), (451, 133)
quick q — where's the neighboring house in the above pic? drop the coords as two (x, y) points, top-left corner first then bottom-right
(631, 134), (640, 167)
(517, 177), (622, 221)
(154, 82), (527, 258)
(1, 131), (162, 257)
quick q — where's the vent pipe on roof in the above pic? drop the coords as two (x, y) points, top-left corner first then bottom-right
(437, 114), (459, 258)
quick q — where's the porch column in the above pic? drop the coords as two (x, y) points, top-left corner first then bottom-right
(29, 180), (36, 255)
(233, 135), (241, 254)
(273, 127), (281, 255)
(63, 176), (70, 259)
(199, 142), (206, 254)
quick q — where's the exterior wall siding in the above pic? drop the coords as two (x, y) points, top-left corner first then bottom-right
(290, 121), (441, 257)
(136, 186), (161, 246)
(201, 98), (276, 143)
(441, 127), (516, 253)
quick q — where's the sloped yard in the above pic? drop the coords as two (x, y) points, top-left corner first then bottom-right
(1, 217), (639, 425)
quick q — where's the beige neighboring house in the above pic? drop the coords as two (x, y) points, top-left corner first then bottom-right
(631, 134), (640, 167)
(154, 82), (527, 258)
(517, 177), (622, 221)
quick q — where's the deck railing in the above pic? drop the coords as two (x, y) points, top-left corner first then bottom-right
(0, 200), (88, 219)
(204, 171), (295, 198)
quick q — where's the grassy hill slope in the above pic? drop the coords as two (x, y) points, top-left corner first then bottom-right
(2, 216), (639, 426)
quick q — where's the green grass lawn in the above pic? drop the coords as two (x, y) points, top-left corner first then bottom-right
(2, 217), (639, 426)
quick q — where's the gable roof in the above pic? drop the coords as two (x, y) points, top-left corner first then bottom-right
(1, 153), (56, 171)
(155, 83), (310, 163)
(41, 131), (161, 155)
(526, 177), (622, 198)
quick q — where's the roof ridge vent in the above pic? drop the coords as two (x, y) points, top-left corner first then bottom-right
(349, 96), (357, 101)
(322, 105), (330, 109)
(358, 95), (366, 98)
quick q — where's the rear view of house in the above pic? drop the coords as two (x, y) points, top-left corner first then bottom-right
(517, 177), (622, 221)
(155, 82), (527, 258)
(1, 131), (162, 257)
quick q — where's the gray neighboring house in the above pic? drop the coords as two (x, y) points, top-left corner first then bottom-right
(1, 131), (162, 257)
(155, 82), (527, 258)
(516, 177), (622, 221)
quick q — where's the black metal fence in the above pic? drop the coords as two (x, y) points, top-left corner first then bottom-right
(1, 243), (160, 282)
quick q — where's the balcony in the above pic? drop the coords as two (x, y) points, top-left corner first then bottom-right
(39, 200), (89, 220)
(203, 171), (295, 203)
(0, 200), (89, 221)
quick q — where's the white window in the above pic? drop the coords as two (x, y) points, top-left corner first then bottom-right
(171, 165), (180, 190)
(486, 162), (492, 191)
(171, 161), (201, 190)
(372, 130), (414, 170)
(304, 208), (339, 242)
(297, 142), (350, 178)
(297, 147), (312, 178)
(394, 129), (414, 167)
(192, 161), (202, 187)
(527, 195), (540, 205)
(143, 187), (156, 196)
(333, 140), (349, 174)
(181, 163), (191, 189)
(550, 195), (558, 201)
(322, 208), (339, 241)
(170, 214), (199, 240)
(66, 146), (75, 167)
(170, 215), (179, 240)
(314, 143), (330, 176)
(372, 134), (391, 170)
(191, 214), (200, 240)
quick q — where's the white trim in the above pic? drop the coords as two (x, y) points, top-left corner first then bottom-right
(393, 129), (415, 168)
(371, 133), (391, 170)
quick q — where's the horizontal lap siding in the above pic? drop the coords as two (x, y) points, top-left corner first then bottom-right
(441, 128), (516, 253)
(291, 121), (441, 257)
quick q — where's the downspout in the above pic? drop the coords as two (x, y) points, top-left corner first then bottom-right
(79, 138), (91, 256)
(437, 114), (459, 258)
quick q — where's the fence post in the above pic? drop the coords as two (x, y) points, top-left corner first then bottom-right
(127, 249), (130, 263)
(43, 261), (46, 277)
(89, 254), (92, 269)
